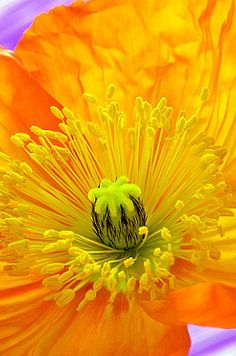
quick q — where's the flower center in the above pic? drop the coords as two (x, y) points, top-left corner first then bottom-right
(88, 176), (146, 249)
(0, 84), (233, 316)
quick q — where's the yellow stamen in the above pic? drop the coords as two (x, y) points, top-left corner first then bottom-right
(0, 85), (232, 318)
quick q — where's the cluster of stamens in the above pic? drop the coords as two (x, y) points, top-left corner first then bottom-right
(0, 84), (233, 315)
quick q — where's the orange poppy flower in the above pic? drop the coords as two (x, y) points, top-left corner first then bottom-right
(0, 0), (236, 355)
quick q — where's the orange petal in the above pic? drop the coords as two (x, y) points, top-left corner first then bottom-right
(14, 0), (236, 198)
(141, 283), (236, 329)
(14, 0), (234, 118)
(41, 294), (190, 356)
(201, 0), (236, 140)
(0, 49), (60, 156)
(0, 286), (190, 356)
(0, 278), (49, 352)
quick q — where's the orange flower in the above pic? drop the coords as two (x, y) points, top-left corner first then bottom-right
(0, 0), (236, 355)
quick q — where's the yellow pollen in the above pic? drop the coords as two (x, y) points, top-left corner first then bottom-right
(153, 247), (161, 257)
(62, 107), (75, 121)
(160, 227), (172, 241)
(105, 84), (116, 99)
(175, 200), (185, 210)
(50, 106), (64, 120)
(56, 289), (75, 307)
(82, 93), (97, 103)
(124, 257), (135, 268)
(138, 226), (148, 236)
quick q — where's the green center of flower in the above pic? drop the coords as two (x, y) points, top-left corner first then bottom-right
(88, 176), (146, 249)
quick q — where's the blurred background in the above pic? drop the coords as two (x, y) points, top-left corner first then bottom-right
(0, 0), (236, 355)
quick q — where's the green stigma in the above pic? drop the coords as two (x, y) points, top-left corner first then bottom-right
(88, 176), (147, 249)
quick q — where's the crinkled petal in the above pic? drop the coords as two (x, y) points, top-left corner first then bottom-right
(13, 0), (233, 116)
(14, 0), (236, 194)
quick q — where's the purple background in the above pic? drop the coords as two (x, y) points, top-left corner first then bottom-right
(0, 0), (73, 49)
(0, 1), (236, 355)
